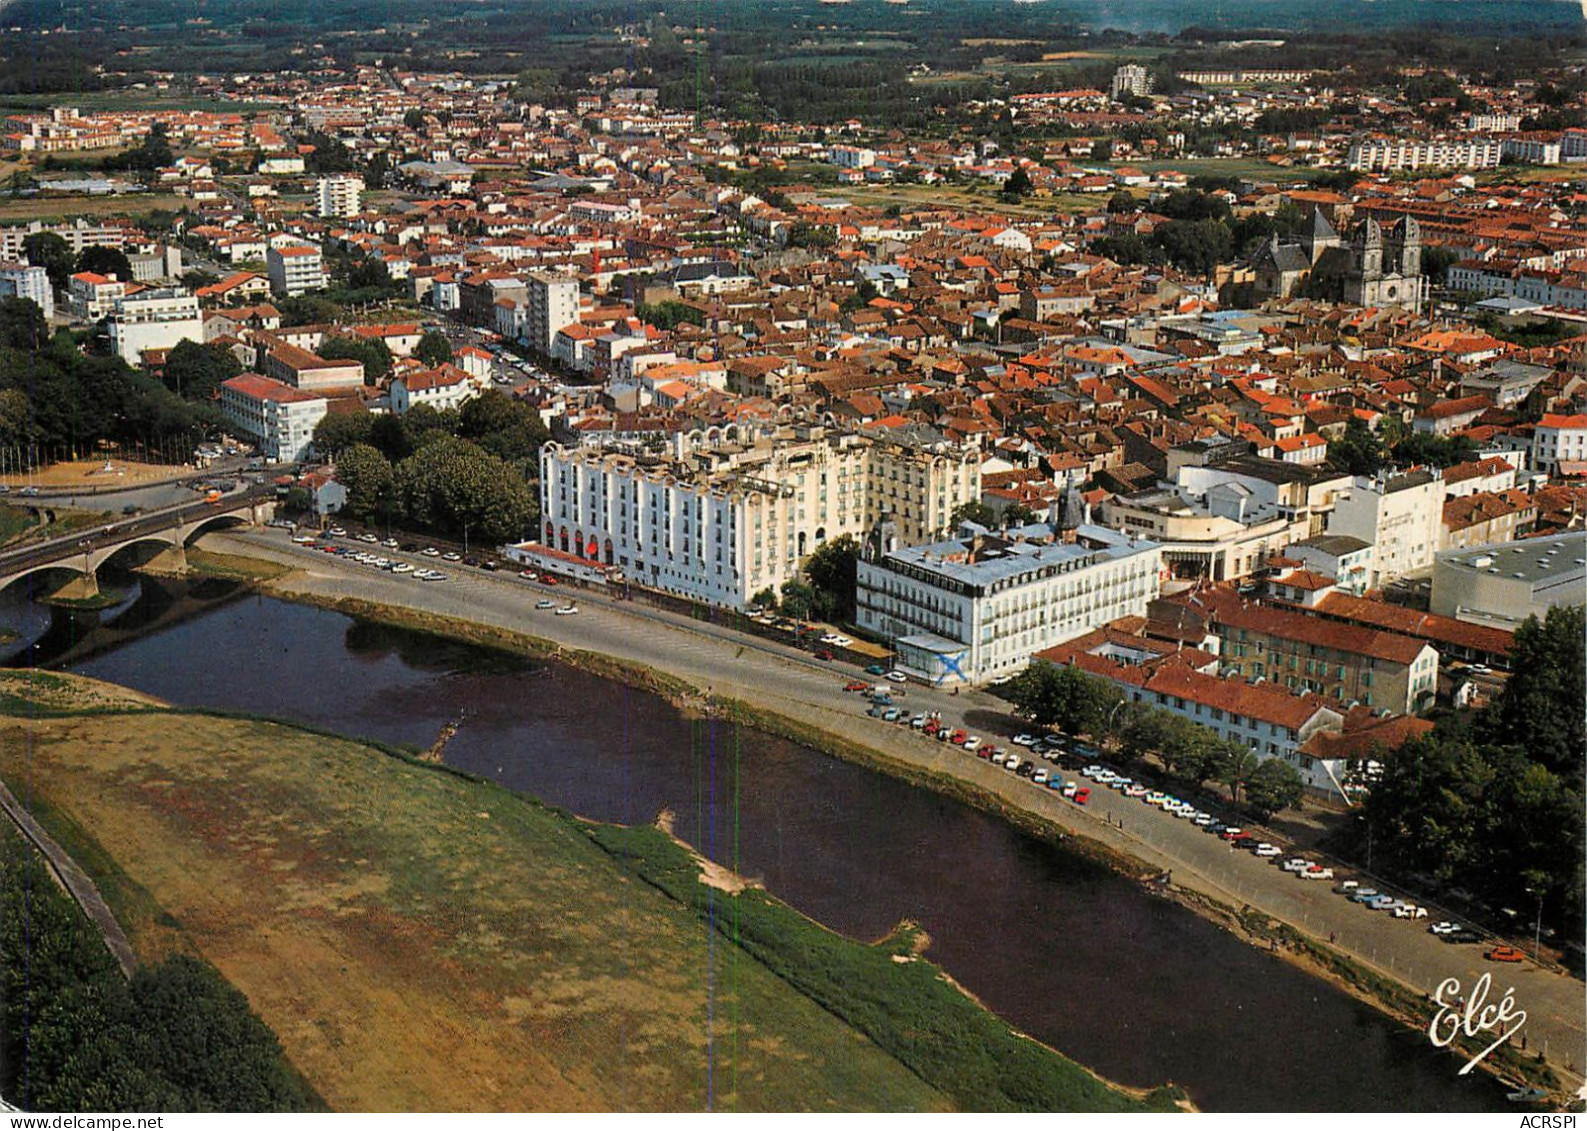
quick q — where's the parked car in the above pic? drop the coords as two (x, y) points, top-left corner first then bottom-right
(1072, 787), (1090, 805)
(443, 551), (461, 562)
(555, 604), (578, 615)
(1253, 844), (1282, 858)
(1392, 903), (1428, 918)
(963, 737), (983, 753)
(1485, 946), (1526, 963)
(814, 649), (835, 661)
(1281, 858), (1312, 873)
(1013, 734), (1038, 747)
(1428, 921), (1463, 936)
(884, 670), (907, 683)
(1219, 828), (1246, 841)
(1348, 888), (1382, 903)
(883, 708), (902, 722)
(865, 664), (887, 676)
(1032, 769), (1049, 785)
(844, 680), (870, 692)
(1301, 866), (1336, 881)
(1442, 929), (1482, 945)
(536, 599), (556, 610)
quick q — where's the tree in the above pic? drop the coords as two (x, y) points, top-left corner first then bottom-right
(1218, 744), (1261, 804)
(1007, 663), (1122, 738)
(778, 579), (817, 621)
(1243, 758), (1306, 820)
(413, 330), (452, 368)
(317, 336), (392, 383)
(1327, 418), (1385, 476)
(802, 534), (859, 622)
(332, 443), (396, 523)
(1107, 190), (1136, 214)
(345, 257), (392, 292)
(999, 166), (1033, 201)
(749, 587), (776, 610)
(22, 231), (73, 289)
(948, 500), (997, 529)
(395, 434), (535, 544)
(278, 295), (342, 327)
(1391, 430), (1476, 469)
(76, 245), (133, 282)
(1488, 605), (1585, 778)
(458, 389), (549, 465)
(1092, 138), (1113, 163)
(0, 296), (47, 351)
(312, 411), (374, 458)
(161, 340), (241, 401)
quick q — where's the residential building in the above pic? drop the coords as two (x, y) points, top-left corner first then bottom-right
(0, 260), (52, 320)
(856, 522), (1161, 686)
(526, 271), (579, 357)
(389, 365), (477, 415)
(1152, 589), (1440, 715)
(1430, 531), (1587, 630)
(1532, 413), (1587, 477)
(1346, 138), (1503, 172)
(1110, 64), (1152, 101)
(219, 373), (328, 462)
(1327, 470), (1446, 586)
(106, 287), (204, 364)
(66, 271), (127, 320)
(317, 174), (364, 219)
(1286, 534), (1375, 596)
(266, 244), (327, 297)
(1037, 637), (1350, 798)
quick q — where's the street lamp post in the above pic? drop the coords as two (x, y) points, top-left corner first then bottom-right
(1528, 888), (1544, 962)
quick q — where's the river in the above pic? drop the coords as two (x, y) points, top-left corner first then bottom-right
(8, 578), (1510, 1112)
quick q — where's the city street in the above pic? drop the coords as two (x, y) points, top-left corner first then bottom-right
(213, 526), (1587, 1087)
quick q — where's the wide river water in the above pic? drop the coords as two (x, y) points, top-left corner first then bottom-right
(8, 577), (1511, 1112)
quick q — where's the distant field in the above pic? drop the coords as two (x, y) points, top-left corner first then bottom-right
(0, 192), (187, 222)
(0, 91), (282, 113)
(832, 182), (1097, 217)
(0, 678), (951, 1113)
(1133, 157), (1321, 183)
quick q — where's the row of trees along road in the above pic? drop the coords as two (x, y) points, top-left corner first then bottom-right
(1005, 661), (1307, 821)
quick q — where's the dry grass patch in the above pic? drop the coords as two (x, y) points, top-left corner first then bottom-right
(0, 693), (949, 1113)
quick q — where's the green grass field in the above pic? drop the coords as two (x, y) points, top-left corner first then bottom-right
(0, 671), (1171, 1113)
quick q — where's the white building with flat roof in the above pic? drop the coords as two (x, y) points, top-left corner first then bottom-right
(0, 260), (52, 320)
(1327, 469), (1446, 587)
(267, 243), (327, 297)
(1431, 531), (1587, 630)
(857, 522), (1161, 686)
(317, 174), (365, 219)
(107, 287), (203, 364)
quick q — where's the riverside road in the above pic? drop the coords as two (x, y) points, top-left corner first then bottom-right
(210, 528), (1587, 1087)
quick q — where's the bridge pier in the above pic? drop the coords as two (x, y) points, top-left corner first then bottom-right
(49, 571), (100, 602)
(137, 544), (188, 577)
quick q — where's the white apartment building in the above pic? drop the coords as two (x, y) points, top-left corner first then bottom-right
(856, 523), (1161, 687)
(538, 420), (979, 609)
(317, 174), (365, 219)
(1110, 64), (1152, 101)
(1501, 136), (1562, 166)
(106, 287), (203, 364)
(0, 261), (53, 320)
(66, 271), (126, 320)
(266, 244), (327, 297)
(526, 271), (579, 357)
(1532, 413), (1587, 476)
(1467, 112), (1522, 132)
(1347, 138), (1503, 172)
(1327, 469), (1446, 587)
(219, 372), (328, 462)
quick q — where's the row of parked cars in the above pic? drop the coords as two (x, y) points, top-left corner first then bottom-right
(281, 527), (451, 581)
(1038, 734), (1520, 957)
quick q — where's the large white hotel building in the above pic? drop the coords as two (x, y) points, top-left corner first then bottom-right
(536, 418), (980, 609)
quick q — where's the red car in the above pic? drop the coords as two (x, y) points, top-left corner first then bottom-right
(844, 680), (870, 692)
(1485, 946), (1526, 963)
(814, 649), (835, 661)
(542, 576), (558, 586)
(1072, 787), (1090, 805)
(950, 730), (969, 745)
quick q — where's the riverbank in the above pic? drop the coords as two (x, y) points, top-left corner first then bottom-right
(0, 667), (1173, 1112)
(209, 535), (1578, 1104)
